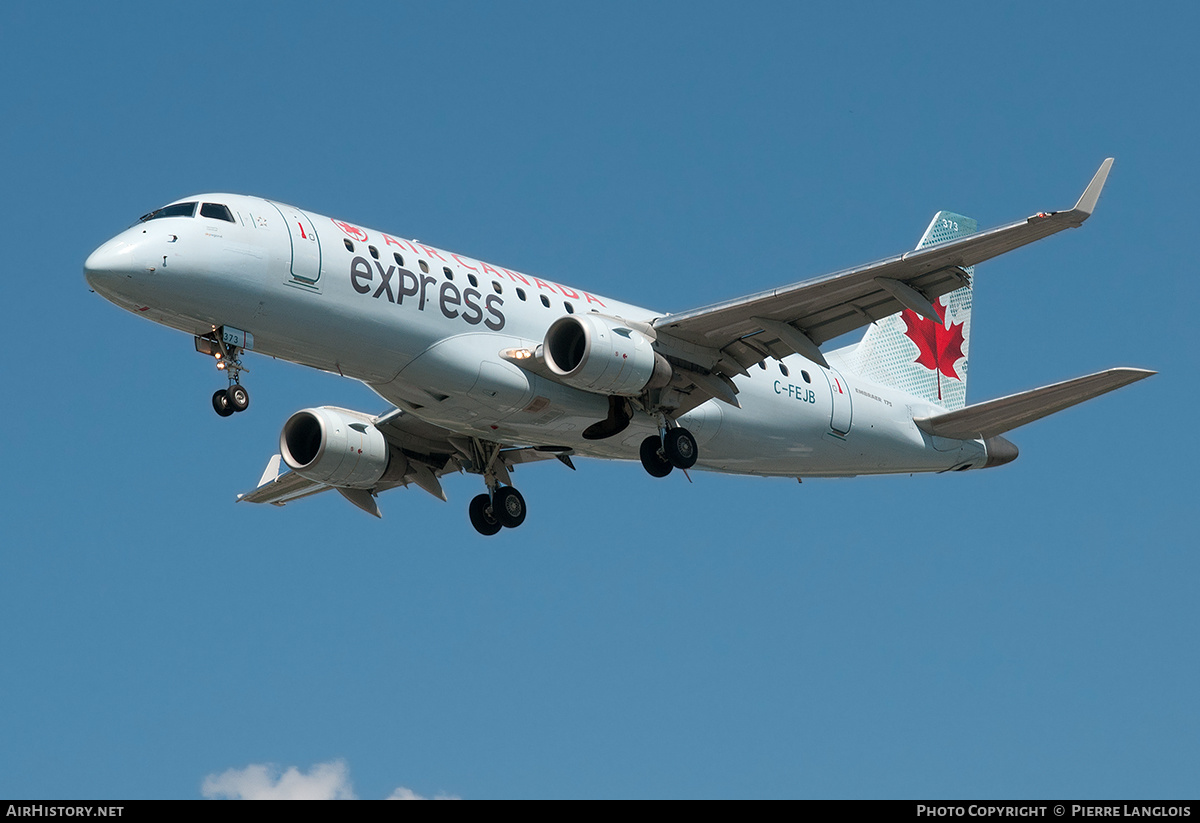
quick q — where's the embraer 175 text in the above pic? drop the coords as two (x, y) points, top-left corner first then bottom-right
(85, 159), (1152, 535)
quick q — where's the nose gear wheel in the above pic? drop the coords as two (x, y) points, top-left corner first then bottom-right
(212, 390), (235, 418)
(226, 384), (250, 412)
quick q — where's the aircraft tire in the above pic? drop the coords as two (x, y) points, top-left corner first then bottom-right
(469, 493), (502, 536)
(212, 389), (235, 417)
(226, 384), (250, 413)
(493, 486), (527, 529)
(640, 435), (673, 478)
(664, 428), (698, 469)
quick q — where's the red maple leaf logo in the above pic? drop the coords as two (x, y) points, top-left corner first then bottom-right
(331, 219), (369, 243)
(901, 300), (966, 400)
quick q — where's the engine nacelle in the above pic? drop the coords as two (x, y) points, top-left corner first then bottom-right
(279, 407), (402, 489)
(543, 314), (672, 396)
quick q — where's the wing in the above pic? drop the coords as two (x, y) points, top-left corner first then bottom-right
(238, 406), (569, 517)
(650, 160), (1113, 393)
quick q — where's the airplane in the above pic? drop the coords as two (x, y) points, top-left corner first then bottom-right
(83, 158), (1153, 535)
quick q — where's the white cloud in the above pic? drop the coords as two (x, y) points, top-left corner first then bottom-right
(201, 759), (457, 800)
(387, 787), (424, 800)
(388, 787), (460, 800)
(202, 759), (356, 800)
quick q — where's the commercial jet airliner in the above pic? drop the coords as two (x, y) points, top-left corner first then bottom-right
(84, 159), (1152, 534)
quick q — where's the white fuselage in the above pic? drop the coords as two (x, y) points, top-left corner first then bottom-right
(84, 194), (987, 478)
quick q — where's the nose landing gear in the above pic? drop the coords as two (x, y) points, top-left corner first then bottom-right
(196, 329), (251, 417)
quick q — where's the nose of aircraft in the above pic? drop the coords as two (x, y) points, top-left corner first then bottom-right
(84, 236), (134, 293)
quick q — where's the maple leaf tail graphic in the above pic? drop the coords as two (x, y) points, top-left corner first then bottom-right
(841, 210), (976, 412)
(900, 300), (968, 405)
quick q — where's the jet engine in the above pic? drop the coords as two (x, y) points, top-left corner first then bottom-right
(543, 314), (672, 396)
(279, 407), (406, 488)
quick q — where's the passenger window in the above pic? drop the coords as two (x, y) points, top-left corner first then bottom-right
(493, 282), (503, 294)
(140, 202), (197, 222)
(540, 295), (551, 308)
(368, 246), (379, 260)
(468, 274), (478, 287)
(758, 361), (767, 370)
(200, 203), (235, 223)
(443, 266), (453, 278)
(516, 288), (526, 301)
(801, 370), (812, 383)
(393, 252), (404, 266)
(780, 364), (790, 377)
(419, 260), (429, 274)
(564, 302), (574, 313)
(343, 239), (354, 252)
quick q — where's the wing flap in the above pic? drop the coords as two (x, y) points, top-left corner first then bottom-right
(913, 367), (1154, 440)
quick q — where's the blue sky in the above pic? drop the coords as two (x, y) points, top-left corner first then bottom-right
(1, 2), (1196, 799)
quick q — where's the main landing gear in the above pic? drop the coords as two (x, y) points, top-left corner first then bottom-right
(462, 437), (530, 536)
(639, 426), (697, 478)
(468, 486), (527, 536)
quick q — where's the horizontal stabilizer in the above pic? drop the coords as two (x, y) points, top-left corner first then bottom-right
(914, 367), (1155, 440)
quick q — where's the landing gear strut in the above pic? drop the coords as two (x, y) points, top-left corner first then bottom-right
(639, 425), (698, 478)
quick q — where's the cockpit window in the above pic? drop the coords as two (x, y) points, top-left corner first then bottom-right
(139, 202), (197, 222)
(200, 202), (235, 223)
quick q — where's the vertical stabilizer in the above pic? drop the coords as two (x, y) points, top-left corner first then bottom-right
(832, 211), (977, 410)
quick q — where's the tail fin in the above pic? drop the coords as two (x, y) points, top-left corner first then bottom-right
(833, 211), (977, 410)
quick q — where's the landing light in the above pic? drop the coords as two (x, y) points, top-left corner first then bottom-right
(504, 347), (533, 360)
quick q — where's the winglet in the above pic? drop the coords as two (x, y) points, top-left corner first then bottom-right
(256, 454), (283, 487)
(1071, 157), (1114, 219)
